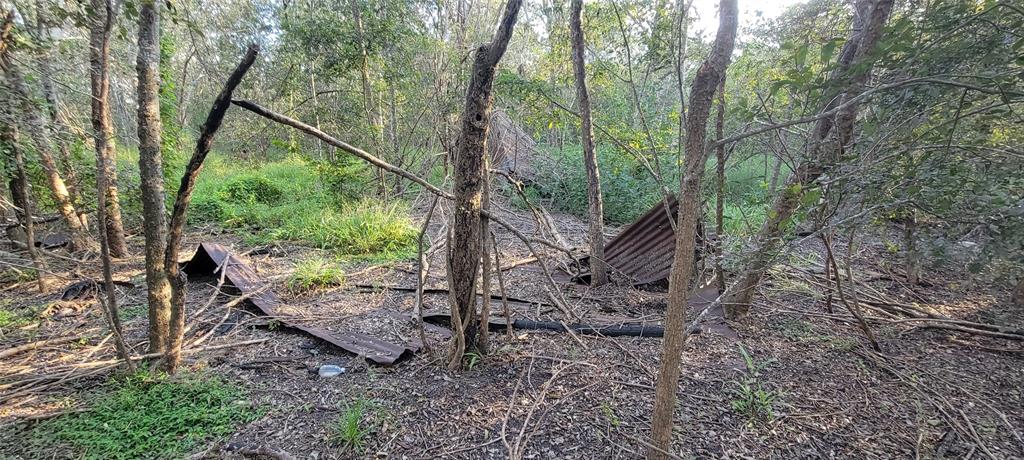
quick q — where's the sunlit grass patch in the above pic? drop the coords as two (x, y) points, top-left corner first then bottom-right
(288, 256), (346, 292)
(31, 372), (259, 459)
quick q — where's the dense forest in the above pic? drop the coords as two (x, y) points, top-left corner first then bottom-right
(1, 0), (1022, 458)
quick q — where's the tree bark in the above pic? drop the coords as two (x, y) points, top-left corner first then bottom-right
(349, 0), (388, 197)
(648, 0), (737, 457)
(35, 4), (85, 216)
(137, 0), (173, 355)
(722, 0), (894, 318)
(89, 0), (128, 258)
(162, 44), (260, 373)
(1013, 277), (1024, 307)
(904, 211), (920, 285)
(2, 125), (53, 292)
(569, 0), (608, 286)
(447, 0), (523, 369)
(3, 44), (92, 252)
(713, 77), (727, 293)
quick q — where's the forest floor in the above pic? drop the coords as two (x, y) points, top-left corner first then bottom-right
(1, 199), (1023, 459)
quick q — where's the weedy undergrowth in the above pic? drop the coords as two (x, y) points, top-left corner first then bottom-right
(729, 345), (781, 426)
(31, 371), (259, 459)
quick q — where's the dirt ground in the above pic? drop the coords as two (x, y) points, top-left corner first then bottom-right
(1, 202), (1023, 459)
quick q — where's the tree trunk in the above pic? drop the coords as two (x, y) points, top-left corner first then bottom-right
(713, 77), (727, 293)
(4, 53), (92, 252)
(1013, 277), (1024, 307)
(648, 0), (737, 457)
(2, 125), (53, 292)
(447, 0), (523, 369)
(570, 0), (608, 286)
(904, 211), (920, 285)
(89, 0), (128, 258)
(350, 0), (387, 197)
(162, 44), (260, 373)
(137, 0), (173, 355)
(35, 4), (85, 216)
(722, 0), (894, 318)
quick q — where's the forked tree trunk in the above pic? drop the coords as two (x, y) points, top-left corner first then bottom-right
(648, 0), (737, 457)
(161, 44), (260, 373)
(447, 0), (523, 369)
(89, 0), (129, 258)
(722, 0), (894, 318)
(137, 0), (174, 354)
(569, 0), (608, 286)
(349, 0), (388, 197)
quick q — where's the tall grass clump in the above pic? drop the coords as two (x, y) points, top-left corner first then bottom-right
(188, 155), (416, 260)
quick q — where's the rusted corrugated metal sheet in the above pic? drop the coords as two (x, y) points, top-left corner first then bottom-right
(597, 195), (703, 285)
(182, 243), (418, 365)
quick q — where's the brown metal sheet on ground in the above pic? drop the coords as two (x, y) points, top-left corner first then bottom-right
(182, 243), (419, 365)
(575, 195), (704, 286)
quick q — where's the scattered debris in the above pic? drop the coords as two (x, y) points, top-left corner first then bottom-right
(182, 243), (420, 365)
(35, 233), (70, 250)
(317, 364), (346, 378)
(60, 279), (136, 301)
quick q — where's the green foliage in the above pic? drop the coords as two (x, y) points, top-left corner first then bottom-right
(333, 398), (374, 453)
(31, 372), (259, 459)
(222, 175), (284, 205)
(729, 345), (780, 426)
(0, 307), (36, 331)
(288, 256), (346, 292)
(532, 145), (665, 224)
(190, 156), (415, 260)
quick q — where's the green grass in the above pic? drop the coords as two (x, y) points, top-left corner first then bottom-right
(0, 300), (38, 336)
(729, 345), (781, 426)
(189, 156), (416, 260)
(288, 256), (346, 292)
(333, 398), (375, 453)
(31, 372), (259, 459)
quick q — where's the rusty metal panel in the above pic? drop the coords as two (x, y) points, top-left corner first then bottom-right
(182, 243), (418, 365)
(600, 195), (683, 285)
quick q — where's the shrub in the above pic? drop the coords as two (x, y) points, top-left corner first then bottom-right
(221, 175), (284, 205)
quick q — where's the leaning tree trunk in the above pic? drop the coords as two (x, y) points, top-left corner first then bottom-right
(137, 0), (174, 355)
(446, 0), (523, 370)
(569, 0), (608, 286)
(2, 125), (53, 292)
(89, 0), (128, 258)
(722, 0), (894, 318)
(161, 44), (260, 373)
(36, 4), (85, 215)
(3, 52), (92, 252)
(648, 0), (737, 457)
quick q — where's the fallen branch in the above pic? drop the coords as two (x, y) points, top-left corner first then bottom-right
(0, 336), (84, 360)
